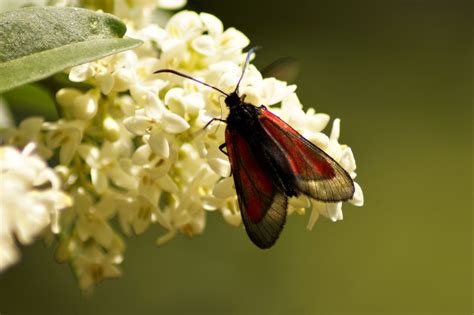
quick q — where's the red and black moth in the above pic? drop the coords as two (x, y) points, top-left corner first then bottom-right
(155, 49), (355, 249)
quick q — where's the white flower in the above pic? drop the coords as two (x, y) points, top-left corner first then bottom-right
(157, 11), (249, 70)
(68, 52), (138, 95)
(43, 119), (85, 165)
(77, 141), (137, 194)
(72, 242), (123, 290)
(164, 86), (206, 117)
(116, 194), (172, 235)
(71, 189), (117, 248)
(123, 93), (189, 158)
(204, 177), (241, 226)
(136, 165), (178, 205)
(0, 144), (72, 272)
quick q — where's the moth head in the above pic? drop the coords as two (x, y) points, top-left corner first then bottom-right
(225, 92), (242, 108)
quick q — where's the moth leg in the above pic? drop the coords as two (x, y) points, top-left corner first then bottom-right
(218, 143), (232, 176)
(219, 143), (228, 156)
(203, 118), (227, 130)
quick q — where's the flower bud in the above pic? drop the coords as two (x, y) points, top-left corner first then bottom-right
(103, 116), (120, 142)
(56, 88), (81, 108)
(73, 91), (98, 120)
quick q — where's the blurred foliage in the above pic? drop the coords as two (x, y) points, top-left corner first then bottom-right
(2, 83), (58, 123)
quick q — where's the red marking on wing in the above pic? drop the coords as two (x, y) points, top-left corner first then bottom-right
(225, 129), (273, 223)
(225, 127), (288, 249)
(257, 106), (354, 202)
(259, 108), (335, 179)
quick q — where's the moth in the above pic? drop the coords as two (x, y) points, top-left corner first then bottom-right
(155, 49), (354, 249)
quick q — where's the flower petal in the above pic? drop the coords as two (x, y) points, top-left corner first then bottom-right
(212, 177), (234, 198)
(200, 12), (223, 35)
(69, 63), (91, 82)
(132, 144), (153, 166)
(350, 182), (364, 206)
(157, 174), (179, 193)
(330, 118), (341, 141)
(144, 94), (165, 119)
(162, 111), (190, 134)
(123, 116), (153, 135)
(59, 130), (81, 165)
(218, 27), (250, 53)
(164, 88), (186, 117)
(149, 129), (169, 158)
(192, 35), (217, 56)
(96, 73), (115, 95)
(306, 208), (320, 230)
(208, 157), (231, 177)
(91, 169), (108, 194)
(108, 164), (137, 191)
(340, 147), (357, 173)
(77, 144), (100, 167)
(158, 0), (187, 10)
(222, 207), (241, 226)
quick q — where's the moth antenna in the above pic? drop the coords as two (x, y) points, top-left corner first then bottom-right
(154, 69), (229, 97)
(235, 47), (259, 94)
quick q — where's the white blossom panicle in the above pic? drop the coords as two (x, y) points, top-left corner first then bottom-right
(0, 5), (363, 289)
(0, 144), (72, 272)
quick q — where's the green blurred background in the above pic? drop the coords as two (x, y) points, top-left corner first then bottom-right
(0, 0), (471, 314)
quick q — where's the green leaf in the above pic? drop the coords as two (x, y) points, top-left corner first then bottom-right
(0, 7), (142, 93)
(3, 83), (58, 123)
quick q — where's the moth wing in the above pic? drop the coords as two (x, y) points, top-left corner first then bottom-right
(225, 128), (287, 249)
(258, 107), (355, 202)
(261, 57), (300, 83)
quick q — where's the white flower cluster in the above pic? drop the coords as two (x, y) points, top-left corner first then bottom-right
(0, 9), (363, 289)
(0, 144), (72, 272)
